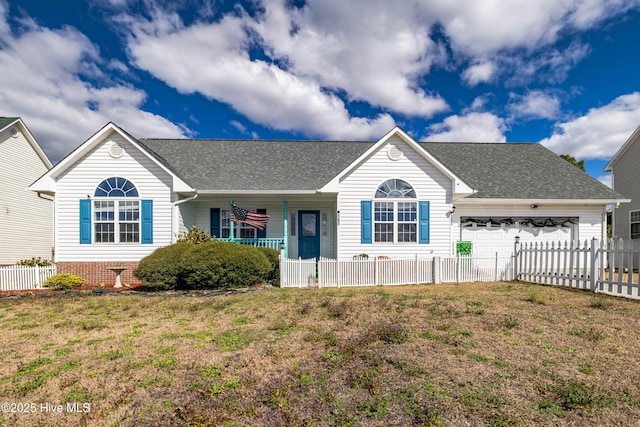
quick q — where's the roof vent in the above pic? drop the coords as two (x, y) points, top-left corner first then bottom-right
(9, 127), (18, 138)
(387, 144), (402, 161)
(109, 142), (124, 158)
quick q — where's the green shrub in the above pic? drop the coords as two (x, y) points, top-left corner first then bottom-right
(256, 247), (280, 285)
(17, 257), (52, 267)
(175, 224), (213, 244)
(133, 242), (191, 290)
(43, 273), (84, 290)
(179, 240), (271, 289)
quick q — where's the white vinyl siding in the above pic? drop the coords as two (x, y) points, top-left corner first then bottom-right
(53, 131), (173, 262)
(337, 136), (452, 259)
(0, 125), (53, 264)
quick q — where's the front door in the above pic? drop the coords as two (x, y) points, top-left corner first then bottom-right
(298, 210), (320, 259)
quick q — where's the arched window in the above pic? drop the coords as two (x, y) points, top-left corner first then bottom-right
(94, 177), (138, 197)
(93, 177), (140, 243)
(374, 179), (417, 243)
(375, 179), (416, 198)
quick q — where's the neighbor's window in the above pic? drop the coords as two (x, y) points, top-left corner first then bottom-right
(374, 179), (417, 243)
(221, 209), (255, 238)
(94, 177), (139, 243)
(631, 210), (640, 239)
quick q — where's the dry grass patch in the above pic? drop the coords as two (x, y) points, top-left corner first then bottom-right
(0, 282), (639, 426)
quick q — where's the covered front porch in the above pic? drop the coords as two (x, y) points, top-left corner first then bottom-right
(174, 195), (337, 259)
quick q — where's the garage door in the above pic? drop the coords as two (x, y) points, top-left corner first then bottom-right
(461, 224), (572, 256)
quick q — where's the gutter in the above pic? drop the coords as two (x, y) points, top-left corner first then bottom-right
(454, 198), (631, 205)
(173, 192), (198, 206)
(172, 192), (198, 243)
(36, 192), (54, 201)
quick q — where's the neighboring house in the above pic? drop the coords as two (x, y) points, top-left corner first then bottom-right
(0, 117), (53, 265)
(605, 126), (640, 240)
(30, 122), (625, 285)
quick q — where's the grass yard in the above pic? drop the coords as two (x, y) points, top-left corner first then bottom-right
(1, 282), (639, 426)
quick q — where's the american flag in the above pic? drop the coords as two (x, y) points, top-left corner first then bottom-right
(231, 205), (270, 230)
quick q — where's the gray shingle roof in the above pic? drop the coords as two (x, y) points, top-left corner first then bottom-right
(0, 117), (18, 130)
(139, 138), (373, 192)
(421, 142), (622, 200)
(137, 137), (623, 201)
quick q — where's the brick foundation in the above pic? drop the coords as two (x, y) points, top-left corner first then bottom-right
(56, 262), (142, 287)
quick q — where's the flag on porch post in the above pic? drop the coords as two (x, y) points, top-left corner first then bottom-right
(231, 205), (270, 230)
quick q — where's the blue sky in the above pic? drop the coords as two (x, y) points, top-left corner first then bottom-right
(2, 0), (640, 185)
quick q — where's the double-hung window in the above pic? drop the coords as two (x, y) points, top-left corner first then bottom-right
(631, 210), (640, 239)
(373, 179), (417, 243)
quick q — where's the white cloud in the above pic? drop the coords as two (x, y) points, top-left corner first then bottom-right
(433, 0), (637, 55)
(540, 92), (640, 159)
(0, 4), (185, 162)
(123, 7), (396, 140)
(508, 90), (562, 120)
(423, 112), (507, 142)
(252, 0), (449, 117)
(462, 62), (496, 86)
(597, 174), (613, 188)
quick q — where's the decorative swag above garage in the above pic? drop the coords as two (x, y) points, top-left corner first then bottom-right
(461, 217), (578, 228)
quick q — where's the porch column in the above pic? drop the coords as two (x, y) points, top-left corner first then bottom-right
(229, 200), (235, 241)
(283, 200), (289, 258)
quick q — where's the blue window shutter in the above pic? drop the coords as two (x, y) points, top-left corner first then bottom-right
(419, 201), (430, 244)
(361, 200), (372, 244)
(257, 209), (267, 238)
(210, 208), (220, 238)
(79, 199), (91, 244)
(141, 199), (153, 244)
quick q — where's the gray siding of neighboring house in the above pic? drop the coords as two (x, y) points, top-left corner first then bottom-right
(611, 137), (640, 240)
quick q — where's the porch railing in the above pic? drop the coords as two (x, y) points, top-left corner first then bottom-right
(217, 238), (284, 251)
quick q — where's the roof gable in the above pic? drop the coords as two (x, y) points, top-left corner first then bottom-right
(29, 122), (192, 194)
(0, 117), (52, 169)
(320, 126), (474, 195)
(604, 125), (640, 172)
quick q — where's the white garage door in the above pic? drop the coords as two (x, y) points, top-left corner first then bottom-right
(461, 224), (572, 256)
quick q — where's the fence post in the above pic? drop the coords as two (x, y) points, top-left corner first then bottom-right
(433, 257), (441, 284)
(590, 238), (598, 292)
(513, 236), (520, 281)
(337, 258), (341, 288)
(415, 253), (419, 284)
(494, 252), (499, 282)
(279, 249), (285, 287)
(375, 256), (379, 285)
(298, 257), (302, 288)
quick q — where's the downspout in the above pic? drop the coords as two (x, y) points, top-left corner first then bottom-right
(172, 192), (198, 243)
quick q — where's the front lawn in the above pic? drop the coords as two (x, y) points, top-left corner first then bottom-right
(0, 282), (639, 426)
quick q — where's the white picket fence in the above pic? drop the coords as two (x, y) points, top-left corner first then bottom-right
(0, 265), (57, 291)
(517, 239), (640, 299)
(280, 253), (514, 288)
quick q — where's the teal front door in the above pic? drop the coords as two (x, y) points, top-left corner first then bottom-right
(298, 210), (320, 259)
